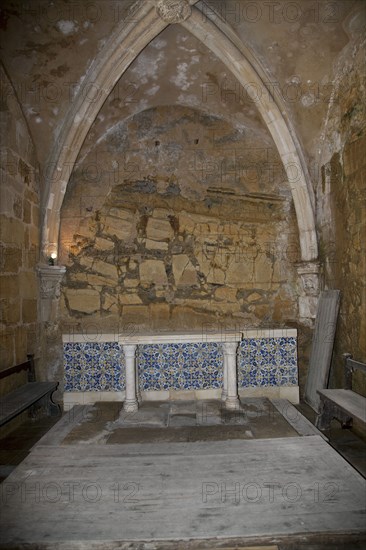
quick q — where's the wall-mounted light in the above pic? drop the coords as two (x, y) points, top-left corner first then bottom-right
(48, 252), (57, 266)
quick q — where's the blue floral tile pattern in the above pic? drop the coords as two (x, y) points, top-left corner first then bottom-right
(64, 337), (297, 392)
(137, 343), (223, 391)
(238, 337), (298, 388)
(64, 342), (125, 391)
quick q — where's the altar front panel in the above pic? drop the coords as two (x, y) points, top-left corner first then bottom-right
(62, 329), (299, 405)
(238, 336), (298, 388)
(137, 342), (223, 391)
(63, 341), (125, 392)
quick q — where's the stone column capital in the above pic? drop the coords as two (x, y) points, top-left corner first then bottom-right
(122, 343), (137, 357)
(222, 341), (239, 355)
(155, 0), (192, 23)
(36, 264), (66, 299)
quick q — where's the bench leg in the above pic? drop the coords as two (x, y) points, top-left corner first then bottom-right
(339, 412), (353, 429)
(30, 391), (61, 419)
(316, 400), (353, 431)
(44, 390), (61, 416)
(315, 400), (333, 431)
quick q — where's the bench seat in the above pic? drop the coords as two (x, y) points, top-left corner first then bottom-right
(0, 381), (59, 426)
(317, 389), (366, 425)
(316, 354), (366, 431)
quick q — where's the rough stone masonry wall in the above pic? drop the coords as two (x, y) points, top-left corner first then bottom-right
(0, 65), (40, 396)
(317, 35), (366, 393)
(59, 107), (300, 356)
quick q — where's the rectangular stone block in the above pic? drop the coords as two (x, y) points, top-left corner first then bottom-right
(25, 245), (38, 269)
(0, 215), (25, 247)
(19, 271), (38, 298)
(14, 326), (27, 365)
(28, 224), (39, 247)
(24, 187), (39, 205)
(139, 259), (168, 286)
(0, 185), (14, 216)
(0, 298), (20, 324)
(146, 217), (174, 241)
(121, 305), (149, 324)
(172, 254), (198, 286)
(79, 257), (118, 282)
(0, 244), (22, 273)
(0, 329), (14, 369)
(103, 215), (134, 241)
(65, 288), (100, 314)
(87, 273), (117, 287)
(0, 275), (19, 298)
(119, 293), (142, 305)
(102, 293), (119, 313)
(94, 237), (114, 251)
(343, 134), (366, 176)
(93, 259), (118, 280)
(124, 278), (139, 288)
(214, 287), (238, 302)
(22, 298), (38, 323)
(150, 303), (170, 325)
(145, 239), (168, 251)
(31, 204), (40, 227)
(23, 199), (31, 224)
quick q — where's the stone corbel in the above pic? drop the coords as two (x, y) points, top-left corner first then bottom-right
(296, 262), (321, 323)
(36, 264), (66, 322)
(155, 0), (192, 23)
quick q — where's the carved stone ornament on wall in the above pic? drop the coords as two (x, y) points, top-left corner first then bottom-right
(296, 262), (321, 322)
(155, 0), (192, 23)
(36, 265), (66, 299)
(297, 262), (320, 297)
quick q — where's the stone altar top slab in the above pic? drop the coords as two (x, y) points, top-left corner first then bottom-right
(62, 328), (297, 344)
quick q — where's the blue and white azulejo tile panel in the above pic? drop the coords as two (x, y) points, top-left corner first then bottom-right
(137, 342), (223, 391)
(63, 336), (297, 392)
(238, 337), (298, 388)
(63, 342), (125, 392)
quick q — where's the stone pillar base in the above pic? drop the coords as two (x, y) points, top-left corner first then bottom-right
(225, 396), (240, 410)
(123, 399), (139, 413)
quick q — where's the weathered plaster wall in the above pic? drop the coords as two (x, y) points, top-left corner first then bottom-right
(0, 1), (362, 169)
(60, 106), (300, 340)
(317, 31), (366, 390)
(0, 65), (40, 392)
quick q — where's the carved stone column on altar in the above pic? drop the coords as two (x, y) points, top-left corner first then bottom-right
(297, 262), (321, 325)
(222, 342), (240, 410)
(36, 264), (66, 323)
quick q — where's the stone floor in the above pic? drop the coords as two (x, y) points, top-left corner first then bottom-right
(60, 399), (299, 445)
(0, 398), (365, 549)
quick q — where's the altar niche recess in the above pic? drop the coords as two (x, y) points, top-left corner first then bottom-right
(45, 0), (318, 401)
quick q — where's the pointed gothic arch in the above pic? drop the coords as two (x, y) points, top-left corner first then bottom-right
(41, 0), (318, 262)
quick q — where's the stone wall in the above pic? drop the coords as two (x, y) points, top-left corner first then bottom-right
(317, 34), (366, 392)
(0, 66), (40, 402)
(59, 106), (301, 370)
(0, 66), (40, 373)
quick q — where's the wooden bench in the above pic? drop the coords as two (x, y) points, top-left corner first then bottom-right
(316, 353), (366, 430)
(0, 354), (60, 427)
